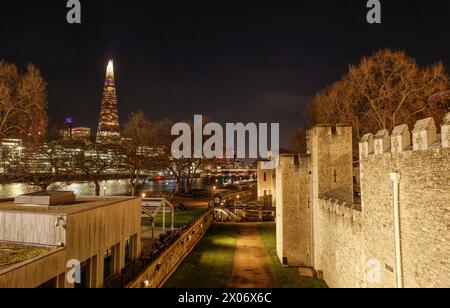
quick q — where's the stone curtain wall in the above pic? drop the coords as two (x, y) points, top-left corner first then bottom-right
(360, 115), (450, 288)
(315, 198), (365, 288)
(276, 154), (311, 266)
(270, 113), (450, 288)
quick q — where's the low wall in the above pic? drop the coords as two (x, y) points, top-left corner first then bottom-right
(0, 248), (66, 288)
(126, 209), (214, 288)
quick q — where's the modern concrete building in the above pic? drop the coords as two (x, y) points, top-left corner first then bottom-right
(0, 193), (141, 288)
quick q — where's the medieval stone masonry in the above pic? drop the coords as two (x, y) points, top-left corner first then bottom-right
(259, 113), (450, 288)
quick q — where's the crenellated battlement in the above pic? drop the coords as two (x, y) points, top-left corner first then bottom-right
(359, 113), (450, 159)
(318, 197), (362, 223)
(278, 153), (310, 168)
(268, 113), (449, 288)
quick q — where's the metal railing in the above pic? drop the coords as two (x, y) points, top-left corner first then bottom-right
(104, 208), (212, 288)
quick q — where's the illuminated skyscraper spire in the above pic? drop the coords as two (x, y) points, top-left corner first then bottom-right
(97, 60), (120, 142)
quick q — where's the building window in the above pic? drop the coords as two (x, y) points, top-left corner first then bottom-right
(75, 260), (91, 289)
(104, 248), (115, 281)
(263, 172), (267, 182)
(124, 236), (135, 265)
(38, 277), (57, 288)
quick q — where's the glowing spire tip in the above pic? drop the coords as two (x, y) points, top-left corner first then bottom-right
(106, 60), (114, 78)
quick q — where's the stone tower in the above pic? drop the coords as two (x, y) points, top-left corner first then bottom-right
(275, 154), (312, 266)
(274, 124), (354, 267)
(257, 160), (276, 207)
(310, 124), (353, 268)
(97, 60), (120, 142)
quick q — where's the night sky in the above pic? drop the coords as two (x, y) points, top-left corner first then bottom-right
(1, 1), (449, 147)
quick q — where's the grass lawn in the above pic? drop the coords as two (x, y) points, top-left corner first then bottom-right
(164, 223), (239, 288)
(257, 223), (328, 288)
(143, 208), (208, 229)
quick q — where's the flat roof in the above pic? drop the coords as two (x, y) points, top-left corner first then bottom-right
(0, 196), (137, 215)
(0, 242), (51, 271)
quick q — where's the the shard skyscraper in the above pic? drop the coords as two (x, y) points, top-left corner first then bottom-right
(97, 60), (120, 142)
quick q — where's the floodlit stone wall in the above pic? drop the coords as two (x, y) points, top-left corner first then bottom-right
(360, 115), (450, 288)
(275, 154), (311, 266)
(314, 198), (365, 288)
(270, 113), (450, 288)
(309, 124), (364, 288)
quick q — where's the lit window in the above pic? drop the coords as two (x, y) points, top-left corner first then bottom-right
(124, 236), (135, 265)
(104, 248), (115, 281)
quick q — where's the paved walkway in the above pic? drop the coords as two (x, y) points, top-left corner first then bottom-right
(229, 223), (274, 288)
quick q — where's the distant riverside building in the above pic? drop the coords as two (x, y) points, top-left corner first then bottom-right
(0, 139), (23, 173)
(97, 60), (121, 143)
(56, 118), (73, 140)
(72, 127), (91, 141)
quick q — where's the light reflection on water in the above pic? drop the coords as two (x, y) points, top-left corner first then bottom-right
(0, 178), (215, 198)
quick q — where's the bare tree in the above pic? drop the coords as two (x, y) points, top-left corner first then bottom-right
(289, 125), (308, 153)
(75, 142), (115, 196)
(152, 117), (221, 196)
(120, 111), (156, 196)
(155, 117), (218, 196)
(348, 49), (448, 131)
(307, 49), (449, 150)
(0, 60), (47, 144)
(12, 141), (77, 192)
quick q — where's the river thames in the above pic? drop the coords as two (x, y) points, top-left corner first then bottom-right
(0, 178), (221, 199)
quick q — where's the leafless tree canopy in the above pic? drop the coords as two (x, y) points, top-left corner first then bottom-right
(291, 49), (449, 152)
(119, 113), (219, 196)
(74, 142), (117, 196)
(119, 111), (156, 196)
(0, 60), (47, 144)
(289, 126), (308, 154)
(11, 141), (77, 192)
